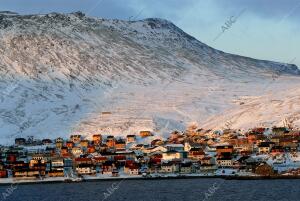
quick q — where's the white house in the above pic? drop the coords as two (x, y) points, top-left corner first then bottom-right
(162, 151), (187, 161)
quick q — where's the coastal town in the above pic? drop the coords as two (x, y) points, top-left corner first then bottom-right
(1, 124), (300, 183)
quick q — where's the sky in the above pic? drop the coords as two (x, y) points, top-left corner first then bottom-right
(1, 0), (300, 67)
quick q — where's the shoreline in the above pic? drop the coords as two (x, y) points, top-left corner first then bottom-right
(1, 174), (300, 186)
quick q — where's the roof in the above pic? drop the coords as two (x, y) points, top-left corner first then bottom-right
(93, 156), (107, 161)
(190, 151), (205, 156)
(161, 161), (176, 166)
(102, 161), (113, 166)
(114, 155), (126, 160)
(189, 148), (203, 152)
(216, 145), (233, 149)
(217, 157), (232, 160)
(258, 142), (275, 147)
(201, 156), (212, 160)
(75, 158), (92, 162)
(164, 150), (179, 154)
(166, 144), (184, 147)
(181, 162), (192, 167)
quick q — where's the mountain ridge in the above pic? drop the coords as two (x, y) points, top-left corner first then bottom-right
(0, 11), (300, 144)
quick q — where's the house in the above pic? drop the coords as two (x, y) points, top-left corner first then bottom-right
(279, 139), (298, 151)
(28, 170), (44, 177)
(201, 156), (215, 165)
(161, 161), (180, 173)
(180, 162), (192, 174)
(74, 158), (95, 175)
(48, 169), (64, 177)
(75, 158), (92, 166)
(13, 161), (45, 178)
(115, 139), (126, 151)
(200, 163), (217, 172)
(99, 144), (108, 152)
(255, 135), (268, 145)
(126, 135), (136, 143)
(61, 147), (69, 155)
(188, 148), (205, 160)
(271, 136), (281, 145)
(258, 142), (275, 154)
(115, 151), (136, 161)
(139, 131), (153, 138)
(128, 166), (139, 175)
(102, 161), (114, 174)
(216, 145), (234, 156)
(165, 144), (184, 152)
(29, 159), (46, 177)
(15, 138), (26, 146)
(247, 133), (258, 144)
(231, 138), (252, 153)
(217, 158), (233, 168)
(80, 140), (89, 148)
(12, 161), (29, 177)
(106, 136), (116, 148)
(45, 147), (56, 155)
(162, 150), (187, 161)
(142, 146), (167, 155)
(64, 158), (73, 167)
(6, 152), (18, 163)
(114, 155), (126, 163)
(76, 164), (96, 175)
(55, 137), (64, 149)
(271, 146), (284, 155)
(124, 161), (139, 175)
(66, 141), (74, 149)
(151, 139), (163, 146)
(216, 153), (233, 168)
(51, 157), (64, 175)
(251, 127), (266, 134)
(112, 169), (119, 177)
(42, 139), (52, 145)
(148, 162), (161, 174)
(63, 158), (73, 177)
(184, 142), (202, 152)
(72, 147), (83, 157)
(93, 156), (107, 165)
(92, 134), (102, 145)
(272, 127), (288, 135)
(0, 170), (7, 178)
(70, 135), (82, 144)
(87, 145), (96, 153)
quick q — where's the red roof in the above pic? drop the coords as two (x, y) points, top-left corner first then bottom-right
(125, 160), (135, 165)
(252, 127), (266, 134)
(114, 155), (126, 160)
(129, 165), (139, 170)
(93, 156), (107, 161)
(62, 153), (72, 158)
(151, 154), (162, 159)
(150, 158), (161, 164)
(190, 151), (205, 156)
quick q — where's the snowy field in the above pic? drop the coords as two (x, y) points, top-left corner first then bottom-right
(0, 12), (300, 144)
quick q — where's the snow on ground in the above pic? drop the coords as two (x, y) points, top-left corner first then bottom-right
(267, 153), (300, 173)
(0, 12), (300, 144)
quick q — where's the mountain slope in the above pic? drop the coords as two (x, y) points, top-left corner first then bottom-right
(0, 11), (299, 144)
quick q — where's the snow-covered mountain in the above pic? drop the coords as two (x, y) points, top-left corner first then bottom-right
(0, 11), (300, 144)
